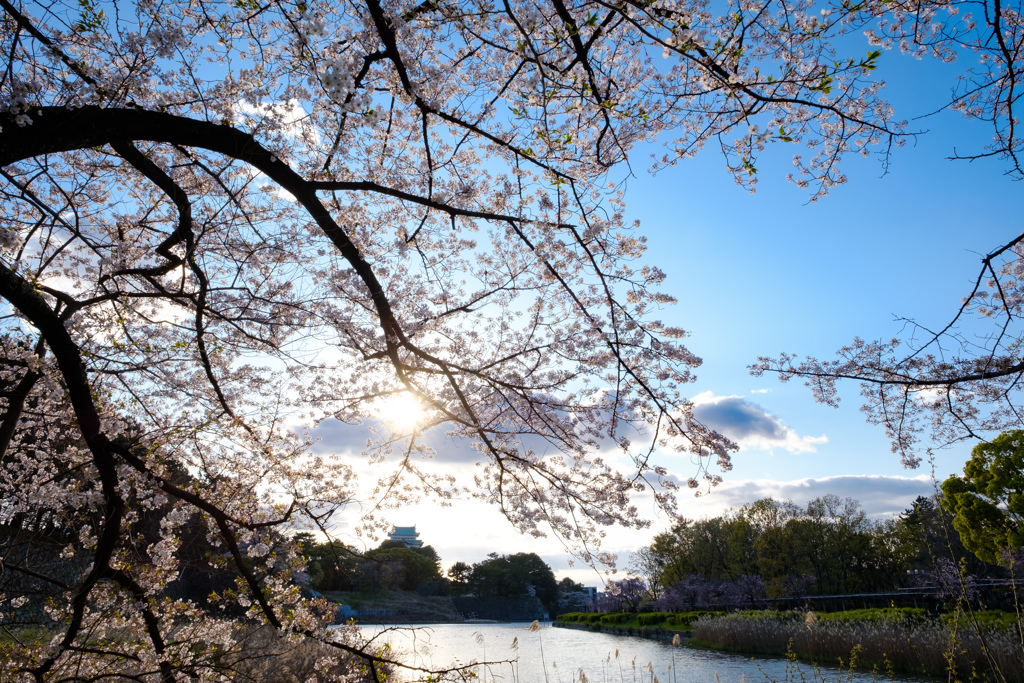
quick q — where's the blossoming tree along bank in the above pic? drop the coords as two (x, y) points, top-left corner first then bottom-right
(0, 0), (1021, 679)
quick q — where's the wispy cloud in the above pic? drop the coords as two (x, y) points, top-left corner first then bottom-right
(691, 391), (826, 453)
(680, 474), (936, 519)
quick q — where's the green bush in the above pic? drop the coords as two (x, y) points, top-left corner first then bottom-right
(556, 612), (590, 623)
(666, 610), (722, 627)
(599, 613), (630, 625)
(638, 612), (672, 626)
(585, 613), (603, 623)
(940, 609), (1022, 631)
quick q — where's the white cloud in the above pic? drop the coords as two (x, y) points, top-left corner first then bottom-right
(676, 474), (936, 520)
(297, 415), (937, 587)
(403, 474), (937, 588)
(690, 391), (827, 453)
(911, 385), (949, 403)
(234, 99), (311, 135)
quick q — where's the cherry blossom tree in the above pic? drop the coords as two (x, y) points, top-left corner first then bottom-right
(0, 0), (1017, 679)
(598, 577), (648, 612)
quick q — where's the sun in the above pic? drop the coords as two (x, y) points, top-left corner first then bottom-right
(379, 392), (426, 431)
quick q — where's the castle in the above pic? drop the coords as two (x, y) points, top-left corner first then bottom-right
(388, 525), (423, 548)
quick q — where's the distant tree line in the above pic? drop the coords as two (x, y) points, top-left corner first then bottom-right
(296, 536), (444, 593)
(446, 552), (560, 614)
(628, 493), (1012, 612)
(295, 540), (569, 614)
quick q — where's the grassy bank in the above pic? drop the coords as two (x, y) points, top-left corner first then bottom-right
(553, 619), (682, 641)
(556, 610), (719, 630)
(557, 608), (1024, 681)
(692, 609), (1023, 680)
(561, 610), (1024, 679)
(553, 611), (718, 642)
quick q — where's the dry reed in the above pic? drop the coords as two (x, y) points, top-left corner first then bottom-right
(691, 613), (1024, 681)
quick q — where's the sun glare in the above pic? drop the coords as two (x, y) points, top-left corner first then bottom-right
(379, 392), (425, 431)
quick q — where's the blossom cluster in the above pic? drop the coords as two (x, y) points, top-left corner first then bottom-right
(0, 0), (1020, 678)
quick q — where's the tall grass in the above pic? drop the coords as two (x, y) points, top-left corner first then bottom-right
(691, 612), (1024, 681)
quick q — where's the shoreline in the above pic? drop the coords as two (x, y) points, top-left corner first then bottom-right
(552, 620), (685, 642)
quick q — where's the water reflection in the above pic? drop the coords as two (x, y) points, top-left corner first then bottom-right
(357, 622), (919, 683)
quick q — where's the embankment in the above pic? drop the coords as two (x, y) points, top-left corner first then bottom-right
(319, 590), (551, 624)
(320, 590), (463, 624)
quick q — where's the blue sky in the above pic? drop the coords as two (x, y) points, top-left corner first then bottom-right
(629, 45), (1020, 487)
(312, 40), (1023, 586)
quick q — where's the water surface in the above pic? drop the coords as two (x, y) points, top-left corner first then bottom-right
(357, 622), (918, 683)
